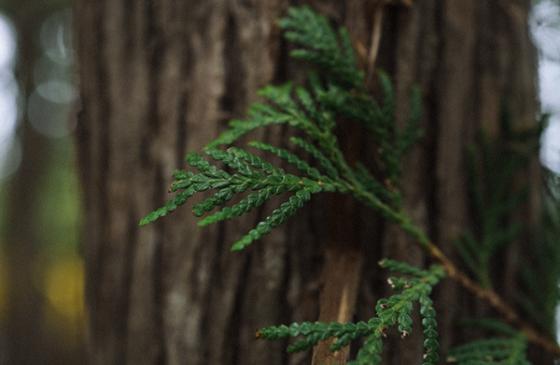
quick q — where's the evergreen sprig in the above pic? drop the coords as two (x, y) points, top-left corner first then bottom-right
(257, 260), (445, 365)
(448, 336), (530, 365)
(453, 107), (545, 289)
(448, 321), (531, 365)
(206, 83), (325, 149)
(318, 72), (422, 189)
(141, 5), (422, 251)
(454, 128), (531, 288)
(139, 5), (557, 362)
(140, 149), (341, 251)
(278, 6), (363, 88)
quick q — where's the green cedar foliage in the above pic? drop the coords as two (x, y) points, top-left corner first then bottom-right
(257, 260), (445, 365)
(278, 6), (363, 88)
(455, 135), (528, 288)
(448, 320), (531, 365)
(140, 6), (542, 363)
(454, 111), (545, 288)
(140, 6), (422, 251)
(452, 112), (558, 339)
(139, 149), (342, 251)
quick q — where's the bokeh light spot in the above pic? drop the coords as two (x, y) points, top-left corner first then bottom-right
(37, 80), (76, 104)
(28, 90), (75, 138)
(40, 10), (73, 66)
(0, 137), (22, 180)
(0, 14), (16, 69)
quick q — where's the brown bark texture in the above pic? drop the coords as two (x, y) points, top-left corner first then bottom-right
(75, 0), (542, 364)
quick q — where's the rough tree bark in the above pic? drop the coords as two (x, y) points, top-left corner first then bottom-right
(75, 0), (542, 364)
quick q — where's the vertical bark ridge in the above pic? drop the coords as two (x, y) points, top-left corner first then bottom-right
(102, 0), (134, 362)
(223, 3), (292, 364)
(383, 3), (434, 363)
(122, 1), (161, 364)
(432, 0), (477, 354)
(152, 169), (167, 365)
(161, 2), (227, 364)
(88, 0), (115, 362)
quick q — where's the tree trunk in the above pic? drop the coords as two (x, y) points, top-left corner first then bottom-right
(75, 0), (540, 364)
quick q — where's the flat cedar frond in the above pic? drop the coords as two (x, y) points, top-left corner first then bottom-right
(455, 127), (532, 288)
(138, 6), (552, 363)
(317, 71), (422, 187)
(141, 149), (339, 251)
(258, 260), (445, 365)
(278, 6), (363, 88)
(206, 83), (323, 149)
(256, 321), (375, 353)
(248, 141), (323, 179)
(448, 321), (531, 365)
(141, 6), (423, 253)
(448, 337), (530, 365)
(353, 162), (401, 206)
(288, 136), (340, 180)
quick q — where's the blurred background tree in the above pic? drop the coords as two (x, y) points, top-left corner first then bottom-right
(0, 1), (84, 364)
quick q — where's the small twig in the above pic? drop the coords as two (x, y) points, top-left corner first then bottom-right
(365, 4), (384, 84)
(427, 244), (560, 356)
(352, 2), (559, 350)
(396, 214), (560, 356)
(351, 181), (560, 356)
(312, 246), (363, 365)
(362, 0), (415, 83)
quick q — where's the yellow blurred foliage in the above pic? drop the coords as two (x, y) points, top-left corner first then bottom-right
(43, 256), (85, 334)
(0, 255), (6, 320)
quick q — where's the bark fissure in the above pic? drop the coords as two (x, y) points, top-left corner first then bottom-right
(90, 0), (113, 359)
(175, 94), (188, 167)
(143, 0), (163, 150)
(118, 209), (138, 365)
(199, 222), (230, 362)
(229, 254), (253, 365)
(121, 0), (135, 78)
(152, 168), (167, 365)
(425, 0), (442, 245)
